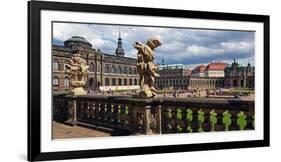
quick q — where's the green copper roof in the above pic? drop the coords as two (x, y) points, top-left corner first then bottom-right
(64, 36), (91, 45)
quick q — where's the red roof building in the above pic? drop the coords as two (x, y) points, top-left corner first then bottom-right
(191, 65), (206, 77)
(204, 62), (227, 77)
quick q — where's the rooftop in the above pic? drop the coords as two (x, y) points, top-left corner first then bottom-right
(158, 64), (186, 70)
(64, 36), (92, 45)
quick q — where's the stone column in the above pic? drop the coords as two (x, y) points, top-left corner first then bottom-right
(144, 105), (152, 135)
(65, 96), (77, 126)
(157, 105), (162, 134)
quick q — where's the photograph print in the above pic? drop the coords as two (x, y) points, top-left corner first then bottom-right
(52, 22), (255, 139)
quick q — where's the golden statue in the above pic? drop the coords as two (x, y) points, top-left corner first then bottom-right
(134, 37), (161, 98)
(65, 51), (89, 95)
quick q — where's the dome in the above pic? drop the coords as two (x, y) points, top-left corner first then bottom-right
(64, 36), (92, 49)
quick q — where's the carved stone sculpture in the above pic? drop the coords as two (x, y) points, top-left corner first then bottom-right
(134, 37), (161, 98)
(65, 51), (89, 95)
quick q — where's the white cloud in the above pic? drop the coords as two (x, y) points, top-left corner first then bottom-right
(220, 41), (254, 52)
(53, 22), (255, 65)
(90, 38), (115, 51)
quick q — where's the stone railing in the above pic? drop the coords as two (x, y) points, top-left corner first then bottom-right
(53, 94), (254, 135)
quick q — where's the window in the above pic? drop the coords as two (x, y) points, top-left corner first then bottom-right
(89, 62), (95, 72)
(128, 67), (132, 74)
(53, 77), (59, 85)
(64, 77), (70, 87)
(89, 78), (94, 87)
(53, 60), (59, 70)
(134, 79), (137, 85)
(112, 65), (116, 73)
(133, 68), (137, 74)
(129, 79), (132, 85)
(123, 66), (127, 74)
(105, 64), (110, 73)
(105, 78), (109, 86)
(124, 79), (127, 85)
(112, 78), (116, 86)
(118, 66), (122, 74)
(118, 78), (122, 85)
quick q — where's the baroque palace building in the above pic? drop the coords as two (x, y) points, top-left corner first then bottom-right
(155, 60), (255, 90)
(52, 33), (139, 93)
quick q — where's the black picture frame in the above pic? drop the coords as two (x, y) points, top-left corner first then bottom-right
(28, 0), (270, 161)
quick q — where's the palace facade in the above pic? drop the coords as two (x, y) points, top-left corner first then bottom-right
(155, 61), (255, 90)
(52, 34), (139, 93)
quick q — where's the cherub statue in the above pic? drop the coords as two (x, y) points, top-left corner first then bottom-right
(134, 37), (161, 98)
(65, 51), (89, 95)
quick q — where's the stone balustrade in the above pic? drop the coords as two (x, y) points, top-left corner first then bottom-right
(53, 93), (254, 136)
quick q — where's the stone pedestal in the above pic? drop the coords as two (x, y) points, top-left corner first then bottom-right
(71, 87), (87, 96)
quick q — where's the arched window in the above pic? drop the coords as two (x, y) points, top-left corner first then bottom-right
(128, 67), (132, 74)
(112, 78), (116, 86)
(118, 78), (122, 85)
(64, 77), (70, 87)
(105, 64), (110, 73)
(53, 60), (59, 70)
(112, 65), (116, 73)
(53, 77), (59, 85)
(134, 79), (137, 85)
(123, 66), (127, 74)
(129, 79), (132, 85)
(124, 79), (127, 85)
(118, 66), (122, 74)
(89, 78), (94, 87)
(105, 78), (109, 86)
(89, 62), (95, 72)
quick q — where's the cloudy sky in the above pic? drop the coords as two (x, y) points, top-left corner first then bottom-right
(53, 22), (255, 68)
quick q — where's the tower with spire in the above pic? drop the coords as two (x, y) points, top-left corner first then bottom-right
(115, 29), (125, 57)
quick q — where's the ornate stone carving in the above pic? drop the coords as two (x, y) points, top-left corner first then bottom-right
(134, 37), (161, 98)
(65, 51), (89, 95)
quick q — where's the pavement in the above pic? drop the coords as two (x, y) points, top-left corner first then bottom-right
(52, 121), (111, 139)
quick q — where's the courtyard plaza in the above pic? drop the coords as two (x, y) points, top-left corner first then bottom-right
(52, 121), (110, 139)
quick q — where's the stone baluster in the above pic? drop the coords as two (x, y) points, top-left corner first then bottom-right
(104, 104), (108, 122)
(164, 108), (172, 133)
(113, 104), (119, 125)
(110, 104), (114, 123)
(186, 108), (193, 133)
(222, 110), (232, 131)
(237, 111), (247, 130)
(117, 104), (122, 124)
(210, 109), (218, 132)
(89, 102), (94, 120)
(124, 105), (129, 125)
(197, 109), (205, 132)
(176, 108), (183, 133)
(78, 100), (84, 120)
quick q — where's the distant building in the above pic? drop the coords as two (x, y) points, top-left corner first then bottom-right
(225, 59), (255, 88)
(155, 60), (254, 90)
(204, 62), (227, 78)
(156, 64), (190, 90)
(52, 33), (140, 93)
(191, 65), (205, 77)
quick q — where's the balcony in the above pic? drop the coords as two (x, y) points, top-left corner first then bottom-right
(53, 93), (254, 136)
